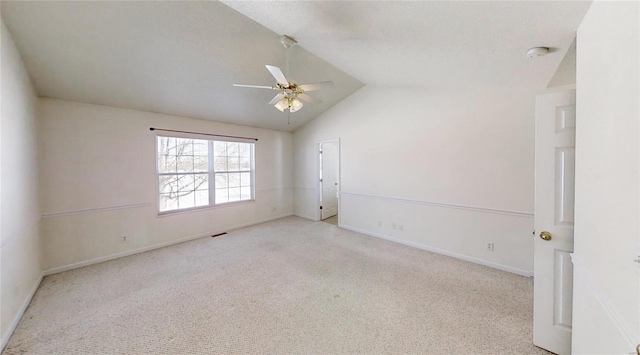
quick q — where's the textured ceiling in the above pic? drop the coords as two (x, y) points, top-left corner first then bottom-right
(223, 1), (592, 89)
(1, 1), (363, 132)
(2, 1), (592, 133)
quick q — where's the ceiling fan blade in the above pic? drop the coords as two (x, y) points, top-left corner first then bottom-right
(268, 92), (286, 105)
(297, 93), (321, 104)
(233, 84), (275, 89)
(265, 65), (289, 86)
(299, 81), (335, 92)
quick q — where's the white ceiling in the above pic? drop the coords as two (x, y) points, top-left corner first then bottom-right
(0, 1), (363, 132)
(223, 1), (592, 89)
(2, 1), (592, 132)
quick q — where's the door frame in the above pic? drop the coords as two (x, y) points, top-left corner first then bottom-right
(316, 138), (341, 223)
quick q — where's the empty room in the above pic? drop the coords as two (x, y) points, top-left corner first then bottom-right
(1, 1), (638, 354)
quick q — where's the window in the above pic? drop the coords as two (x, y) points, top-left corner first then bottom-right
(156, 136), (254, 213)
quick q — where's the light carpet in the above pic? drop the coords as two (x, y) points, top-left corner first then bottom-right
(3, 216), (549, 354)
(322, 215), (338, 225)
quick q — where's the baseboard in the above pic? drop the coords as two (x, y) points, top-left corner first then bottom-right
(340, 224), (533, 277)
(293, 213), (317, 221)
(43, 213), (294, 276)
(1, 272), (44, 352)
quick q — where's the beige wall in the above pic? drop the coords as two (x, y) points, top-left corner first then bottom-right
(39, 99), (293, 272)
(293, 85), (537, 275)
(0, 21), (42, 348)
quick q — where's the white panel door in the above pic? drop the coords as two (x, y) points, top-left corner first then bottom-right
(534, 90), (576, 355)
(320, 142), (338, 220)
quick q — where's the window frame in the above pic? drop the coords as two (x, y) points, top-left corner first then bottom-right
(155, 136), (255, 215)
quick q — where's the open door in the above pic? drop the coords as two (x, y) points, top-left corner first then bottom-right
(533, 89), (576, 354)
(319, 140), (339, 221)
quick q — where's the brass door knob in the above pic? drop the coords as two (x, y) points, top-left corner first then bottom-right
(540, 231), (552, 241)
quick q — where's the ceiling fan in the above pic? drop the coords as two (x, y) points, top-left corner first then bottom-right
(233, 35), (334, 113)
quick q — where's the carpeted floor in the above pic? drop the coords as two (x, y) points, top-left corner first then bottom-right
(3, 216), (549, 354)
(322, 215), (338, 225)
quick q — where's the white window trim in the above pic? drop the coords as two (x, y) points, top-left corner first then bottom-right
(155, 136), (255, 215)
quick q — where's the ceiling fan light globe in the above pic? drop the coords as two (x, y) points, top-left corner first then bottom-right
(290, 98), (303, 113)
(274, 98), (288, 112)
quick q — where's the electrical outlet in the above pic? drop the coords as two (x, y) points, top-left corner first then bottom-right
(392, 223), (397, 230)
(486, 242), (494, 251)
(271, 206), (277, 213)
(121, 235), (128, 243)
(399, 224), (404, 232)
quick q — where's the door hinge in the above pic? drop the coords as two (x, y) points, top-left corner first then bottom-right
(320, 178), (323, 182)
(320, 206), (323, 210)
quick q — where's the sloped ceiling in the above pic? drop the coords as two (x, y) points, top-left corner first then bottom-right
(223, 1), (592, 90)
(0, 1), (363, 132)
(2, 1), (592, 132)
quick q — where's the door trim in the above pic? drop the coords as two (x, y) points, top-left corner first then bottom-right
(316, 139), (340, 223)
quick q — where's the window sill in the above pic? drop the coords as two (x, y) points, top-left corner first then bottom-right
(156, 199), (256, 217)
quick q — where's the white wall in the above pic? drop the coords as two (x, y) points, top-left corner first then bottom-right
(547, 39), (576, 89)
(0, 20), (42, 348)
(39, 99), (293, 272)
(572, 1), (639, 353)
(293, 85), (536, 275)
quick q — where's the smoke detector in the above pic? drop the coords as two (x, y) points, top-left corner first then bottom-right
(527, 47), (550, 58)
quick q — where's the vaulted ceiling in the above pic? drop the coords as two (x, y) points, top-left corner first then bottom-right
(1, 1), (592, 132)
(1, 1), (363, 131)
(225, 1), (591, 89)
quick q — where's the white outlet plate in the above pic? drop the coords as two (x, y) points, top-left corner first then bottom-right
(486, 242), (494, 251)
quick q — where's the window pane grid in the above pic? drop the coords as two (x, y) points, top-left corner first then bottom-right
(157, 137), (254, 213)
(212, 142), (253, 204)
